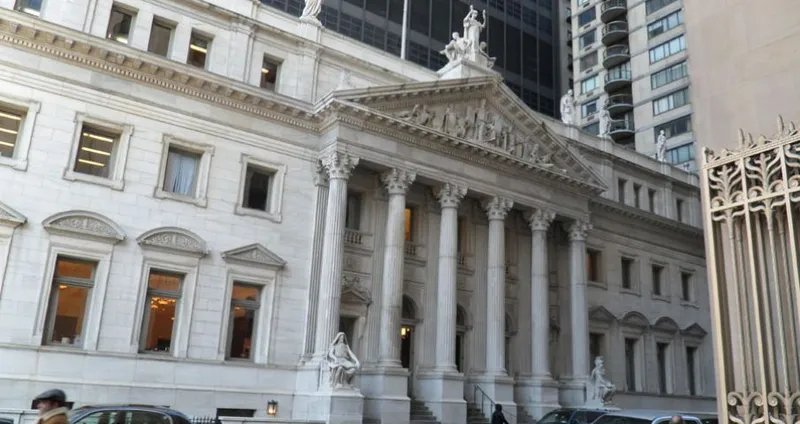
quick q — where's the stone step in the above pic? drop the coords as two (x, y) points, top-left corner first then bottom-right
(409, 400), (441, 424)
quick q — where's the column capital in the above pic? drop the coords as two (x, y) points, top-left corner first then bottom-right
(568, 219), (592, 241)
(381, 168), (417, 195)
(320, 151), (359, 180)
(312, 160), (329, 187)
(483, 196), (514, 220)
(435, 183), (467, 208)
(526, 209), (556, 232)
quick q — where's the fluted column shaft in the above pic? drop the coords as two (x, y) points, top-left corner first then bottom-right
(484, 196), (514, 375)
(378, 169), (416, 366)
(568, 220), (592, 379)
(314, 151), (359, 355)
(527, 209), (555, 378)
(434, 183), (467, 372)
(303, 163), (330, 358)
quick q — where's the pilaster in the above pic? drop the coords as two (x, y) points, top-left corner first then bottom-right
(301, 162), (329, 361)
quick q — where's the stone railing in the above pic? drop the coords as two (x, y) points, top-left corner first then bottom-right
(343, 228), (373, 250)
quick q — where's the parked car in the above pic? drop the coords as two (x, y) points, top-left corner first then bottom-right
(67, 405), (192, 424)
(590, 410), (704, 424)
(538, 408), (613, 424)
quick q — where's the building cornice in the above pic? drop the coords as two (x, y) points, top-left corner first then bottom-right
(590, 197), (703, 238)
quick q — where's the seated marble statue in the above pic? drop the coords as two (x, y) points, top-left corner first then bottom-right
(326, 332), (361, 389)
(589, 356), (616, 405)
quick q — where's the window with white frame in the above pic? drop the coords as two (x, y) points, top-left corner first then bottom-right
(44, 257), (97, 347)
(106, 4), (136, 44)
(140, 270), (183, 353)
(0, 107), (24, 159)
(235, 155), (286, 222)
(647, 10), (683, 39)
(582, 99), (598, 117)
(579, 30), (596, 49)
(651, 61), (688, 89)
(0, 97), (40, 170)
(226, 282), (261, 360)
(579, 51), (599, 71)
(578, 7), (595, 26)
(188, 31), (212, 69)
(666, 142), (695, 164)
(260, 56), (281, 91)
(581, 75), (600, 94)
(649, 35), (685, 63)
(64, 115), (133, 190)
(148, 18), (174, 57)
(156, 137), (213, 206)
(14, 0), (42, 15)
(646, 0), (678, 15)
(653, 88), (690, 115)
(654, 114), (692, 139)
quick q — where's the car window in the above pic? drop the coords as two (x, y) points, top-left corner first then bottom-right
(594, 416), (652, 424)
(74, 411), (124, 424)
(540, 410), (576, 424)
(128, 411), (171, 424)
(586, 412), (607, 424)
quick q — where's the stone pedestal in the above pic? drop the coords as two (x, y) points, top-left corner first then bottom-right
(359, 367), (410, 424)
(416, 371), (467, 424)
(471, 375), (517, 424)
(293, 361), (365, 424)
(437, 59), (500, 80)
(558, 377), (586, 407)
(514, 377), (560, 419)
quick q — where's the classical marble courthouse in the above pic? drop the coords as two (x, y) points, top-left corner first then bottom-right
(0, 0), (714, 423)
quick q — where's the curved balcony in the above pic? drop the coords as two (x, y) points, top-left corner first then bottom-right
(600, 0), (627, 23)
(603, 45), (630, 69)
(604, 69), (632, 92)
(608, 118), (635, 140)
(602, 21), (628, 45)
(606, 94), (633, 114)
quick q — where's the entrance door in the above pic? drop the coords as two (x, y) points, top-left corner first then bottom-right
(401, 325), (414, 396)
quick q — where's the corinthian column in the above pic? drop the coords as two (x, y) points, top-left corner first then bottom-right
(526, 209), (556, 379)
(433, 182), (467, 372)
(313, 151), (359, 355)
(378, 168), (417, 367)
(568, 219), (592, 380)
(483, 196), (514, 375)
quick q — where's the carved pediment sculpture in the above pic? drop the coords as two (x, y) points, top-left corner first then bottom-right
(137, 227), (208, 257)
(341, 275), (371, 304)
(42, 210), (125, 243)
(440, 5), (495, 69)
(222, 243), (286, 270)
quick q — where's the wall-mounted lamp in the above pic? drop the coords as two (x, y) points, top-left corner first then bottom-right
(267, 400), (278, 417)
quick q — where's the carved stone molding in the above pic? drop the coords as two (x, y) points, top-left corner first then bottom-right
(320, 150), (359, 180)
(435, 182), (468, 208)
(682, 323), (708, 339)
(312, 160), (329, 187)
(483, 196), (513, 220)
(221, 243), (286, 269)
(381, 168), (417, 195)
(42, 210), (125, 243)
(620, 311), (650, 331)
(341, 275), (371, 304)
(0, 201), (26, 228)
(567, 219), (592, 241)
(526, 208), (556, 232)
(588, 305), (617, 324)
(652, 317), (680, 334)
(137, 227), (208, 257)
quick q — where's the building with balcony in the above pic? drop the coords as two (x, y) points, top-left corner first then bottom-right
(568, 0), (696, 171)
(0, 0), (713, 423)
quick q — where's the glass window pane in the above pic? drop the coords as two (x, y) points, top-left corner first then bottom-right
(148, 271), (183, 292)
(163, 147), (200, 195)
(107, 8), (134, 43)
(243, 166), (272, 211)
(144, 295), (177, 352)
(148, 20), (173, 56)
(74, 125), (117, 178)
(232, 283), (260, 302)
(188, 32), (210, 68)
(404, 208), (413, 241)
(0, 108), (23, 158)
(55, 258), (96, 280)
(229, 306), (256, 359)
(50, 285), (90, 344)
(260, 57), (280, 90)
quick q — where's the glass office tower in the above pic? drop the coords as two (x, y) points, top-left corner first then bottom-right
(261, 0), (562, 117)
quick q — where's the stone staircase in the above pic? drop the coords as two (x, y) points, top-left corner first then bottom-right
(467, 403), (490, 424)
(409, 399), (441, 424)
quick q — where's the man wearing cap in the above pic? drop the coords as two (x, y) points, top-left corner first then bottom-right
(33, 389), (69, 424)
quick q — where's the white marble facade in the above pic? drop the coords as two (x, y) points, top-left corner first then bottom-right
(0, 1), (714, 423)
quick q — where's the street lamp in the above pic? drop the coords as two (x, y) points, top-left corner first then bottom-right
(267, 400), (278, 417)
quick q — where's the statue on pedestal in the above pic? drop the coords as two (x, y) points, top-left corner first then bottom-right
(599, 102), (611, 137)
(300, 0), (322, 22)
(588, 356), (616, 406)
(656, 130), (667, 162)
(326, 332), (361, 389)
(560, 90), (575, 125)
(440, 5), (493, 68)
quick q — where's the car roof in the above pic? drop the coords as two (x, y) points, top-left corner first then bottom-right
(71, 405), (190, 419)
(599, 410), (705, 421)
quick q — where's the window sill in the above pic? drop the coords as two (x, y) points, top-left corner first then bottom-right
(40, 343), (85, 351)
(64, 170), (124, 191)
(681, 300), (699, 309)
(620, 287), (641, 297)
(0, 155), (28, 171)
(652, 293), (670, 303)
(234, 205), (282, 223)
(154, 188), (208, 207)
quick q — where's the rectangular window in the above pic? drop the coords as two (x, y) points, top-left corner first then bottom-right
(649, 35), (685, 63)
(242, 165), (273, 211)
(227, 283), (260, 360)
(582, 100), (598, 118)
(579, 30), (596, 49)
(624, 337), (638, 391)
(589, 332), (604, 361)
(655, 115), (692, 139)
(651, 61), (688, 89)
(162, 146), (201, 197)
(345, 192), (361, 230)
(148, 19), (173, 57)
(106, 5), (135, 44)
(621, 257), (634, 289)
(647, 10), (683, 39)
(676, 198), (684, 222)
(646, 0), (678, 15)
(667, 143), (696, 164)
(652, 264), (664, 295)
(260, 56), (281, 90)
(681, 272), (693, 301)
(578, 7), (595, 26)
(188, 31), (211, 68)
(648, 189), (657, 212)
(73, 125), (119, 178)
(404, 207), (414, 241)
(141, 270), (183, 353)
(583, 122), (600, 136)
(586, 249), (601, 282)
(633, 183), (642, 208)
(45, 257), (96, 346)
(653, 88), (690, 115)
(0, 107), (24, 159)
(657, 342), (669, 393)
(14, 0), (43, 15)
(579, 51), (598, 71)
(617, 178), (627, 203)
(581, 75), (600, 94)
(686, 346), (698, 395)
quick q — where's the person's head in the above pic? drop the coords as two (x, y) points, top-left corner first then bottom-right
(495, 404), (503, 412)
(671, 416), (684, 424)
(34, 389), (66, 414)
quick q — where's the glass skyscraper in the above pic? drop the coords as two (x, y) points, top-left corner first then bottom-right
(260, 0), (562, 117)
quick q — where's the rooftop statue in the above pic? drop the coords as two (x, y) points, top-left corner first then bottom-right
(440, 5), (495, 68)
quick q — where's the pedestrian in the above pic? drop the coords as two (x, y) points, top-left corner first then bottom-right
(671, 416), (685, 424)
(33, 389), (69, 424)
(491, 403), (510, 424)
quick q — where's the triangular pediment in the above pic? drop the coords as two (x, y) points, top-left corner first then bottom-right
(341, 275), (371, 304)
(0, 201), (26, 228)
(222, 243), (286, 269)
(324, 77), (606, 195)
(682, 323), (708, 339)
(589, 305), (617, 323)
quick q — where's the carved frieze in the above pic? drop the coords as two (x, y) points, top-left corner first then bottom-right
(42, 210), (125, 243)
(221, 243), (286, 269)
(137, 227), (208, 256)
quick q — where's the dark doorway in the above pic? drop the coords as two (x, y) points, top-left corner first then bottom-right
(455, 334), (464, 373)
(339, 316), (357, 351)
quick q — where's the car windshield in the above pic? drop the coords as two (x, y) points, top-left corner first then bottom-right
(539, 410), (577, 424)
(594, 416), (653, 424)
